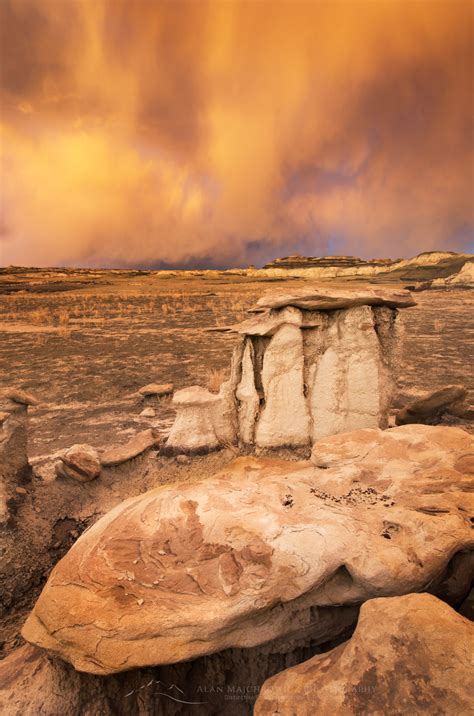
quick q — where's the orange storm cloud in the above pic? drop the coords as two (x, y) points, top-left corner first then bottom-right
(0, 0), (473, 267)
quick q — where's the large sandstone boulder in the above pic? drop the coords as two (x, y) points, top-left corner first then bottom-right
(195, 286), (414, 448)
(165, 385), (237, 453)
(22, 425), (473, 675)
(254, 593), (474, 715)
(166, 287), (413, 452)
(0, 645), (84, 716)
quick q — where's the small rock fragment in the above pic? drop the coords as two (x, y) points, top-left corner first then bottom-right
(58, 444), (101, 482)
(101, 430), (159, 466)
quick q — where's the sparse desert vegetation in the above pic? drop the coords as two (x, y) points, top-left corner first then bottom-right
(207, 367), (227, 393)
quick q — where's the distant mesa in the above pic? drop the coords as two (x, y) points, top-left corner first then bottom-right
(261, 250), (473, 282)
(263, 254), (397, 270)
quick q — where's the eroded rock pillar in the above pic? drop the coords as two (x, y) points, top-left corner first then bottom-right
(0, 389), (37, 524)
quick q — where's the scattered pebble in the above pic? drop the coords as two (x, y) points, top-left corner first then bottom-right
(15, 487), (27, 495)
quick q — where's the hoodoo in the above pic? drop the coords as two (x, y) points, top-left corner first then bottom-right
(166, 286), (415, 452)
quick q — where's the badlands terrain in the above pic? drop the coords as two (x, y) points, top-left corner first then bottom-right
(0, 250), (473, 715)
(1, 252), (473, 458)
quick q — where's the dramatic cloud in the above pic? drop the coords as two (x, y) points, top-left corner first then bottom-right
(1, 0), (473, 267)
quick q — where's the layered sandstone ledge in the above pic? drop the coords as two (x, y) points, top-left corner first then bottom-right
(167, 287), (415, 453)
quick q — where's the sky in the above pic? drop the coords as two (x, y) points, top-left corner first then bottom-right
(1, 0), (473, 268)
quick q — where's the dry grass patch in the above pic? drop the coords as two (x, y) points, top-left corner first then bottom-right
(57, 309), (70, 326)
(30, 307), (52, 325)
(207, 367), (227, 393)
